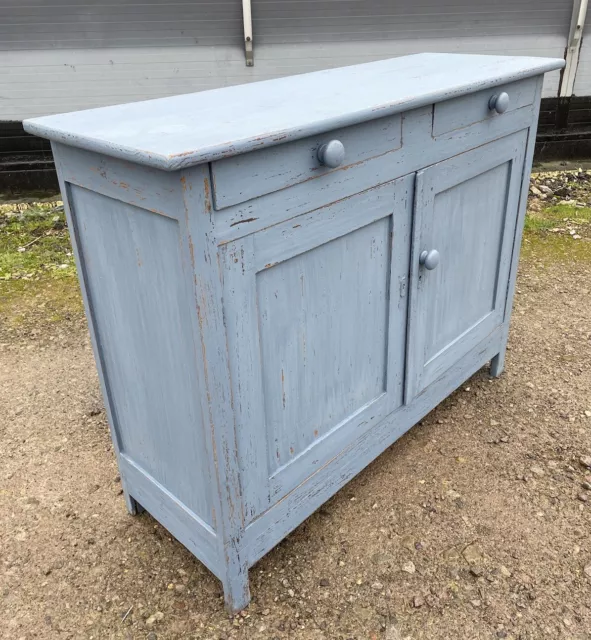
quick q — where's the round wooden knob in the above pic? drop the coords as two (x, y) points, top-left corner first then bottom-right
(419, 249), (440, 270)
(489, 92), (510, 114)
(317, 140), (345, 168)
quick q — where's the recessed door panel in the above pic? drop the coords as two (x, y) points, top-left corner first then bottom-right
(257, 217), (390, 472)
(406, 132), (527, 400)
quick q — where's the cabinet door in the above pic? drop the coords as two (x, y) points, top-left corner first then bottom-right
(406, 131), (527, 400)
(222, 174), (413, 521)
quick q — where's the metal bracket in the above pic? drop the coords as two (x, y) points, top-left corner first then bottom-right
(242, 0), (254, 66)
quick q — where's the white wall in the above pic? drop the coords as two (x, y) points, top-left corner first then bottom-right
(0, 0), (572, 120)
(574, 19), (591, 95)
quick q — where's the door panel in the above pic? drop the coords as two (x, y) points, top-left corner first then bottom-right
(257, 217), (391, 472)
(406, 131), (527, 400)
(424, 163), (509, 362)
(222, 174), (413, 521)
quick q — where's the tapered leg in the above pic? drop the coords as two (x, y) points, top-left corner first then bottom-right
(490, 350), (505, 378)
(120, 473), (145, 515)
(123, 490), (145, 516)
(223, 563), (251, 614)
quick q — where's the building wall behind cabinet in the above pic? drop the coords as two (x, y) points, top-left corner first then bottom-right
(253, 0), (569, 98)
(569, 19), (591, 135)
(0, 0), (244, 49)
(574, 19), (591, 97)
(0, 0), (571, 120)
(531, 11), (591, 161)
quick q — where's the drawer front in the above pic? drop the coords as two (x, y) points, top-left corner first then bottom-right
(211, 114), (402, 210)
(432, 77), (537, 137)
(212, 82), (540, 246)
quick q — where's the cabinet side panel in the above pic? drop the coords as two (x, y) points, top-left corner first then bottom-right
(67, 184), (214, 529)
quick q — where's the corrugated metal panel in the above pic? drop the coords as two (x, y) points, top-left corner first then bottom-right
(252, 37), (565, 97)
(0, 0), (243, 49)
(251, 0), (568, 97)
(253, 0), (570, 43)
(0, 0), (569, 120)
(574, 21), (591, 96)
(0, 47), (249, 119)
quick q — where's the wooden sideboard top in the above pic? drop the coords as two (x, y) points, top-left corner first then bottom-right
(24, 53), (563, 171)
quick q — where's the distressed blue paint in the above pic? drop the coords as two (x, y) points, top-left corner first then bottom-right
(68, 185), (215, 524)
(317, 139), (346, 168)
(24, 53), (562, 170)
(432, 76), (537, 136)
(213, 103), (537, 243)
(406, 132), (527, 400)
(211, 114), (402, 210)
(35, 55), (561, 614)
(259, 218), (390, 470)
(489, 91), (511, 115)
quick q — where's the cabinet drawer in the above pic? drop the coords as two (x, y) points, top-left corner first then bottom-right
(432, 77), (537, 137)
(210, 114), (402, 210)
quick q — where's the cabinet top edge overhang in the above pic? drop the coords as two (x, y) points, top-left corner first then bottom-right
(23, 53), (564, 173)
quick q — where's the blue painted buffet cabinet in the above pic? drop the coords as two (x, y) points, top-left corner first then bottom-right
(25, 53), (564, 612)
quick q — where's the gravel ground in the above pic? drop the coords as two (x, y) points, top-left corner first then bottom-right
(1, 185), (591, 639)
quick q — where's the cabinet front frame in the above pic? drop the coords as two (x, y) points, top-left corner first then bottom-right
(212, 100), (538, 247)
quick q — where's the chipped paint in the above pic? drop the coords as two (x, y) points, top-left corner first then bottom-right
(169, 149), (195, 159)
(209, 114), (402, 212)
(203, 176), (212, 214)
(90, 165), (108, 180)
(230, 217), (258, 227)
(188, 235), (196, 267)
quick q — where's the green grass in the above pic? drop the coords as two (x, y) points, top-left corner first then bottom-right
(523, 215), (557, 232)
(543, 203), (591, 222)
(523, 202), (591, 263)
(0, 202), (76, 280)
(524, 203), (591, 232)
(0, 199), (84, 336)
(522, 233), (591, 263)
(0, 192), (590, 337)
(0, 277), (84, 330)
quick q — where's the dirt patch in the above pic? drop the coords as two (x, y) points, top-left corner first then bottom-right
(1, 185), (591, 639)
